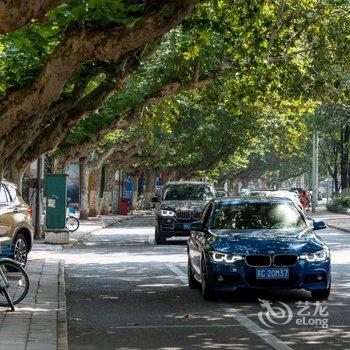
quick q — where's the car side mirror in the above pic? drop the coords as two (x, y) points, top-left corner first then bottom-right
(151, 196), (159, 203)
(313, 220), (327, 230)
(190, 221), (204, 231)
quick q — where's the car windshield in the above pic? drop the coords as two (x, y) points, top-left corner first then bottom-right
(162, 184), (214, 201)
(211, 202), (307, 230)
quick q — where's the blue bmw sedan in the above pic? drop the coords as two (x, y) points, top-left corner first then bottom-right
(187, 197), (330, 300)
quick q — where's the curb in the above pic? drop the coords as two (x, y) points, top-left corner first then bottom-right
(57, 259), (68, 350)
(64, 215), (133, 249)
(327, 223), (350, 234)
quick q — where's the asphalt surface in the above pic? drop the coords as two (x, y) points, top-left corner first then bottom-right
(65, 217), (350, 350)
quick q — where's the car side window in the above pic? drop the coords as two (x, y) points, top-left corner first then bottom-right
(6, 185), (17, 202)
(201, 203), (213, 228)
(0, 185), (8, 204)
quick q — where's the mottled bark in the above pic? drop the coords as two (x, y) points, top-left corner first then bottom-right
(88, 169), (101, 217)
(79, 161), (91, 220)
(131, 174), (139, 210)
(143, 169), (157, 206)
(0, 0), (197, 139)
(4, 166), (26, 191)
(0, 0), (63, 34)
(98, 165), (116, 215)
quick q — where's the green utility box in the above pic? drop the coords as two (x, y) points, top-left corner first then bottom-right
(45, 173), (68, 230)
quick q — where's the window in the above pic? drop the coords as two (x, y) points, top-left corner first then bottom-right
(162, 184), (215, 201)
(211, 202), (307, 230)
(0, 185), (8, 204)
(5, 184), (16, 202)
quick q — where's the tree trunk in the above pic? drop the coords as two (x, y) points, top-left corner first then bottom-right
(79, 162), (91, 220)
(340, 126), (350, 191)
(131, 174), (139, 210)
(5, 166), (26, 191)
(88, 168), (101, 217)
(98, 165), (115, 215)
(143, 169), (157, 207)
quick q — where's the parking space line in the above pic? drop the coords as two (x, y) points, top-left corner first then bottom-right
(165, 263), (294, 350)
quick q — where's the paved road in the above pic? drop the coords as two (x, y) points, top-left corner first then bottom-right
(65, 217), (350, 350)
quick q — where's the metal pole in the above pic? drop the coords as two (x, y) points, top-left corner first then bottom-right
(34, 156), (44, 239)
(315, 134), (319, 207)
(312, 130), (317, 213)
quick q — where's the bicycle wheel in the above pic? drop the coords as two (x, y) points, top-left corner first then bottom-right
(0, 259), (29, 306)
(66, 216), (79, 232)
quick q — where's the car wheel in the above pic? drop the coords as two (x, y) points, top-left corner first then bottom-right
(311, 286), (331, 300)
(188, 258), (201, 289)
(155, 227), (166, 245)
(201, 257), (215, 301)
(12, 233), (29, 268)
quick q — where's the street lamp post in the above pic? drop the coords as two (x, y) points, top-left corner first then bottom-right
(311, 130), (319, 213)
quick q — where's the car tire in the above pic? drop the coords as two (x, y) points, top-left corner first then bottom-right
(155, 227), (166, 245)
(188, 258), (201, 290)
(201, 257), (215, 301)
(311, 286), (331, 300)
(12, 233), (29, 268)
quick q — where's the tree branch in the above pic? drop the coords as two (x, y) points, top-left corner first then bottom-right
(0, 0), (198, 139)
(0, 0), (64, 34)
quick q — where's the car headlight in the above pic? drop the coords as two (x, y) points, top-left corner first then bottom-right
(158, 210), (175, 217)
(209, 251), (243, 263)
(300, 249), (329, 262)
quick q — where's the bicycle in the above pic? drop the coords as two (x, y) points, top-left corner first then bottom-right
(0, 258), (29, 311)
(66, 215), (80, 232)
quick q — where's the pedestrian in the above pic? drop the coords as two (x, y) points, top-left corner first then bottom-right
(299, 190), (309, 211)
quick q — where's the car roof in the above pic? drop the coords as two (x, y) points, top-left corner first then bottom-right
(165, 181), (212, 186)
(214, 196), (294, 205)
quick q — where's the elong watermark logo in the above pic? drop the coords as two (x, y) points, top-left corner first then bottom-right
(258, 299), (329, 329)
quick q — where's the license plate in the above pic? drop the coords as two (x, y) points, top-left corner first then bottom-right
(183, 223), (191, 230)
(256, 268), (289, 279)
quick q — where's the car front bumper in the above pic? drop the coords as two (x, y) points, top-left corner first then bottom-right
(204, 255), (331, 292)
(157, 217), (196, 237)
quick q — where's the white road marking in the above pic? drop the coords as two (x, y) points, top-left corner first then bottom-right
(108, 324), (243, 330)
(165, 263), (188, 284)
(165, 263), (294, 350)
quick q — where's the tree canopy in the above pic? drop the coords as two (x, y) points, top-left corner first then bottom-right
(0, 0), (349, 188)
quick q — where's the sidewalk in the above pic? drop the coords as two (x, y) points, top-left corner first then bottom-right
(307, 204), (350, 233)
(0, 214), (133, 350)
(68, 214), (132, 246)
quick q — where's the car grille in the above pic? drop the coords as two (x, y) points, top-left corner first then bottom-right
(176, 211), (192, 220)
(245, 255), (271, 267)
(273, 254), (298, 266)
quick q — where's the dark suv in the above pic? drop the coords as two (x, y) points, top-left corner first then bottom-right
(153, 181), (216, 244)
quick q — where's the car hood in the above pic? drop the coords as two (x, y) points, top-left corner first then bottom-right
(207, 228), (326, 255)
(159, 200), (207, 212)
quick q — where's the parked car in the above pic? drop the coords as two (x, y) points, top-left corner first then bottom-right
(188, 197), (330, 300)
(153, 181), (216, 244)
(0, 180), (34, 266)
(246, 189), (303, 211)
